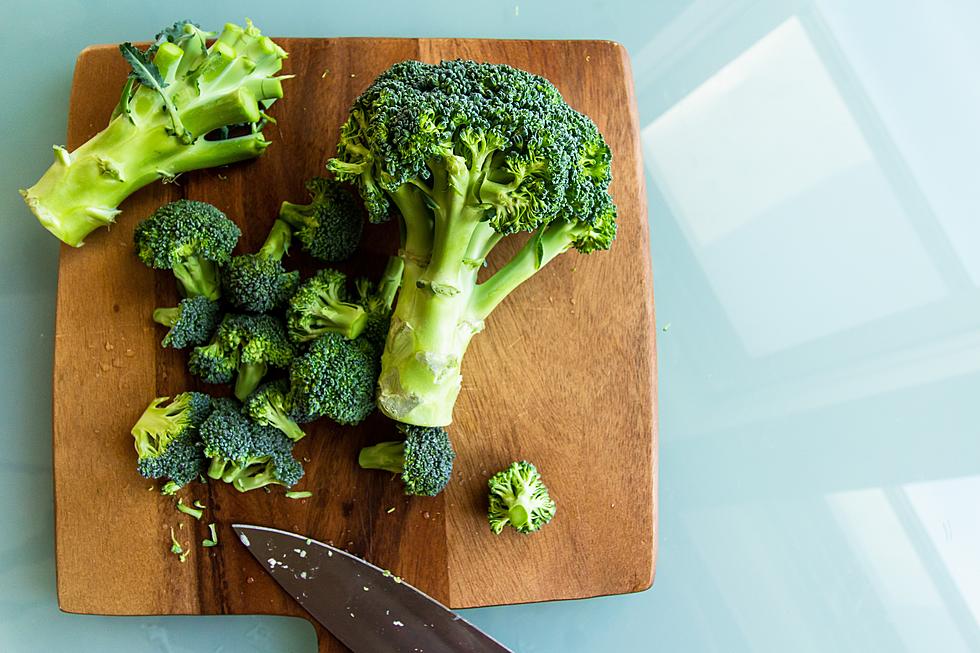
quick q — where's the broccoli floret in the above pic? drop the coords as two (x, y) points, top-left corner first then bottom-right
(153, 295), (221, 348)
(216, 313), (295, 400)
(354, 256), (404, 354)
(328, 60), (617, 426)
(223, 219), (299, 312)
(133, 200), (241, 299)
(278, 177), (364, 262)
(21, 21), (287, 247)
(286, 268), (367, 342)
(199, 400), (303, 492)
(131, 392), (212, 488)
(358, 423), (455, 496)
(288, 331), (377, 425)
(188, 339), (239, 385)
(245, 380), (305, 442)
(487, 461), (557, 534)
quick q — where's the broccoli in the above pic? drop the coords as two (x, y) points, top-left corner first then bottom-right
(358, 423), (455, 496)
(21, 20), (288, 247)
(278, 177), (364, 262)
(355, 256), (404, 353)
(288, 331), (377, 425)
(328, 60), (617, 426)
(131, 392), (212, 488)
(223, 219), (299, 312)
(134, 200), (241, 300)
(188, 336), (239, 385)
(245, 379), (305, 442)
(153, 295), (221, 348)
(286, 268), (367, 342)
(217, 313), (295, 400)
(199, 398), (303, 492)
(487, 461), (557, 534)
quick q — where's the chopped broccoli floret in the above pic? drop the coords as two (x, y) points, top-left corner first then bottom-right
(131, 392), (212, 488)
(153, 295), (221, 348)
(278, 177), (363, 262)
(358, 423), (455, 496)
(245, 380), (306, 442)
(21, 21), (287, 247)
(199, 400), (303, 492)
(354, 256), (404, 354)
(286, 268), (367, 342)
(188, 338), (239, 385)
(134, 200), (241, 299)
(328, 60), (616, 426)
(223, 219), (299, 312)
(288, 331), (377, 425)
(487, 461), (557, 534)
(219, 313), (295, 400)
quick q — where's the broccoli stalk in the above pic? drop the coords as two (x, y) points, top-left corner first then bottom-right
(487, 461), (557, 534)
(328, 60), (616, 426)
(20, 21), (288, 247)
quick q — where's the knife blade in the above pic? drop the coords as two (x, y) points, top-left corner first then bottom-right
(233, 524), (512, 653)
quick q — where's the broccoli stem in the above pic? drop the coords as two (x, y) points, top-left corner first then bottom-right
(258, 219), (292, 260)
(172, 257), (222, 300)
(207, 457), (229, 480)
(235, 362), (268, 401)
(358, 441), (405, 474)
(269, 411), (306, 442)
(152, 307), (180, 327)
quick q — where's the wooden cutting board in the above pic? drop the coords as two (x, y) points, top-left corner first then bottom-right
(52, 38), (656, 652)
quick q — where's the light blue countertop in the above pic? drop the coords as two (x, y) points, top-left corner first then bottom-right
(5, 0), (980, 651)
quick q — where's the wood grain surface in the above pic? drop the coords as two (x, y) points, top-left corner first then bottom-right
(52, 38), (656, 652)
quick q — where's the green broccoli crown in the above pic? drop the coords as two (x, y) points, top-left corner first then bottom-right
(287, 268), (368, 342)
(487, 460), (557, 534)
(245, 379), (306, 442)
(278, 177), (364, 262)
(131, 392), (211, 487)
(188, 340), (239, 384)
(288, 331), (378, 425)
(358, 423), (455, 496)
(327, 59), (615, 246)
(153, 295), (221, 349)
(223, 219), (299, 311)
(134, 200), (241, 269)
(217, 314), (294, 367)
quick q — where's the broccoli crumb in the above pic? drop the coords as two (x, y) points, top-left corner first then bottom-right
(285, 490), (313, 500)
(176, 498), (203, 520)
(202, 523), (218, 547)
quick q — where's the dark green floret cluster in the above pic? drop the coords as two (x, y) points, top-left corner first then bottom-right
(131, 392), (212, 489)
(359, 423), (455, 496)
(279, 178), (363, 262)
(288, 331), (377, 425)
(153, 295), (221, 348)
(223, 219), (300, 312)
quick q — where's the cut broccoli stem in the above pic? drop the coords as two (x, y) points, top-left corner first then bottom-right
(259, 219), (292, 260)
(207, 458), (230, 481)
(172, 257), (222, 300)
(234, 362), (268, 401)
(358, 441), (405, 474)
(152, 306), (180, 327)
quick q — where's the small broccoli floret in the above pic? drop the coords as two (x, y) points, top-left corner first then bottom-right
(223, 219), (299, 312)
(188, 338), (239, 385)
(288, 331), (377, 425)
(278, 177), (364, 262)
(354, 256), (404, 353)
(153, 295), (221, 348)
(21, 21), (287, 247)
(487, 461), (557, 534)
(358, 423), (455, 496)
(214, 313), (295, 400)
(199, 401), (303, 492)
(328, 60), (617, 426)
(131, 392), (212, 488)
(134, 200), (241, 299)
(245, 380), (305, 442)
(287, 268), (367, 342)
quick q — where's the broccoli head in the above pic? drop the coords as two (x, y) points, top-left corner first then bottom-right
(223, 219), (299, 312)
(131, 392), (212, 488)
(199, 399), (303, 492)
(487, 461), (557, 535)
(327, 60), (616, 426)
(216, 313), (295, 400)
(245, 379), (305, 442)
(358, 423), (455, 496)
(152, 295), (221, 348)
(278, 177), (363, 262)
(286, 268), (367, 342)
(21, 20), (287, 248)
(288, 331), (377, 425)
(354, 256), (404, 354)
(134, 199), (241, 299)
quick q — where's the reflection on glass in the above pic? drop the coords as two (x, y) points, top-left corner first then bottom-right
(643, 17), (946, 356)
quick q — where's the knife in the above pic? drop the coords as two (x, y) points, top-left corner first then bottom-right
(233, 524), (513, 653)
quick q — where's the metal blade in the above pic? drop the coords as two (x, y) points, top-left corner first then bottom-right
(233, 524), (512, 653)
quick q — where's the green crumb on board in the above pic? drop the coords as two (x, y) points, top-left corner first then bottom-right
(285, 491), (313, 499)
(176, 498), (203, 520)
(203, 523), (218, 547)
